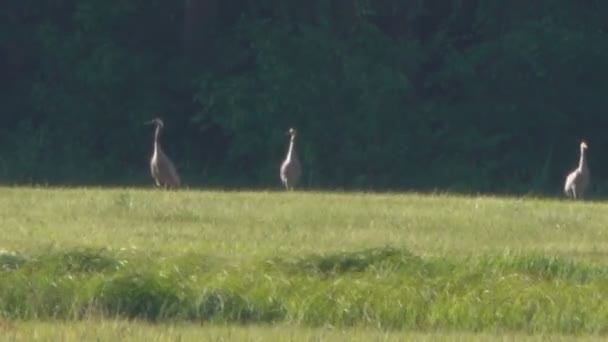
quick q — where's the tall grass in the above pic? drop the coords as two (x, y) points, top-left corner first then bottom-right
(1, 247), (608, 334)
(1, 187), (608, 335)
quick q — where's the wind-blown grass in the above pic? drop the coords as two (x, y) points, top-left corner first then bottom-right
(1, 247), (608, 334)
(1, 186), (608, 336)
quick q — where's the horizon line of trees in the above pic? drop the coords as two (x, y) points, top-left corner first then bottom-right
(2, 1), (608, 195)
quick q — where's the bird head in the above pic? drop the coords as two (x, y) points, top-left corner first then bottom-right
(580, 141), (588, 150)
(145, 118), (164, 128)
(286, 128), (297, 137)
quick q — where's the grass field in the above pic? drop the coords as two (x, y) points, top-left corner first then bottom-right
(1, 186), (608, 340)
(4, 321), (605, 341)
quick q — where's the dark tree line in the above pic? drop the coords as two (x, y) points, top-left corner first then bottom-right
(2, 1), (608, 194)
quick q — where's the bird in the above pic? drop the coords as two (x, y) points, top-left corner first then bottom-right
(280, 128), (301, 191)
(145, 118), (181, 189)
(564, 141), (589, 200)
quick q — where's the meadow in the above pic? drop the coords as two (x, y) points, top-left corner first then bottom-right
(1, 186), (608, 340)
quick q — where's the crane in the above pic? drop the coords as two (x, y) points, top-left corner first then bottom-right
(145, 118), (181, 189)
(564, 141), (589, 200)
(280, 128), (301, 191)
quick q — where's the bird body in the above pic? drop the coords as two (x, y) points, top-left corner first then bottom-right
(564, 141), (589, 199)
(146, 118), (181, 188)
(280, 128), (301, 190)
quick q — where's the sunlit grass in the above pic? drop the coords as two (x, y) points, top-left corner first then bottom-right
(1, 186), (606, 260)
(1, 186), (608, 338)
(6, 320), (603, 342)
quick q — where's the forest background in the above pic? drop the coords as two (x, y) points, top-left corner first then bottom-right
(2, 1), (608, 195)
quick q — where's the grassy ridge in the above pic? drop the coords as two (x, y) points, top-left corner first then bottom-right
(1, 187), (608, 335)
(1, 247), (608, 334)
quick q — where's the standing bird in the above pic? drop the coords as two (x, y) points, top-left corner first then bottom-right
(145, 118), (181, 189)
(564, 141), (589, 200)
(280, 128), (301, 191)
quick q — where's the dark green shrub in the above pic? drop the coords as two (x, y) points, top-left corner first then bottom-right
(95, 271), (189, 320)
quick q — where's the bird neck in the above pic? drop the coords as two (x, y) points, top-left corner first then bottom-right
(154, 125), (162, 154)
(286, 136), (297, 161)
(578, 148), (587, 171)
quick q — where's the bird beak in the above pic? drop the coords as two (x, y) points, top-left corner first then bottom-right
(144, 120), (155, 125)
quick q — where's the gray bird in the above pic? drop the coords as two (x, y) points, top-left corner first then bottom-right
(280, 128), (301, 190)
(145, 118), (181, 189)
(564, 141), (589, 200)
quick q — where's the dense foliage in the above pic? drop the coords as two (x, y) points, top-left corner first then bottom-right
(2, 1), (608, 193)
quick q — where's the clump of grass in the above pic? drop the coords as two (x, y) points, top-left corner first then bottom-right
(271, 247), (424, 276)
(0, 250), (28, 270)
(47, 248), (122, 274)
(0, 268), (84, 319)
(95, 270), (190, 320)
(2, 247), (608, 334)
(191, 288), (286, 323)
(500, 253), (608, 283)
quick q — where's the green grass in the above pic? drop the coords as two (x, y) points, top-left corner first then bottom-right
(1, 186), (608, 338)
(5, 321), (606, 342)
(7, 321), (605, 342)
(2, 187), (606, 260)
